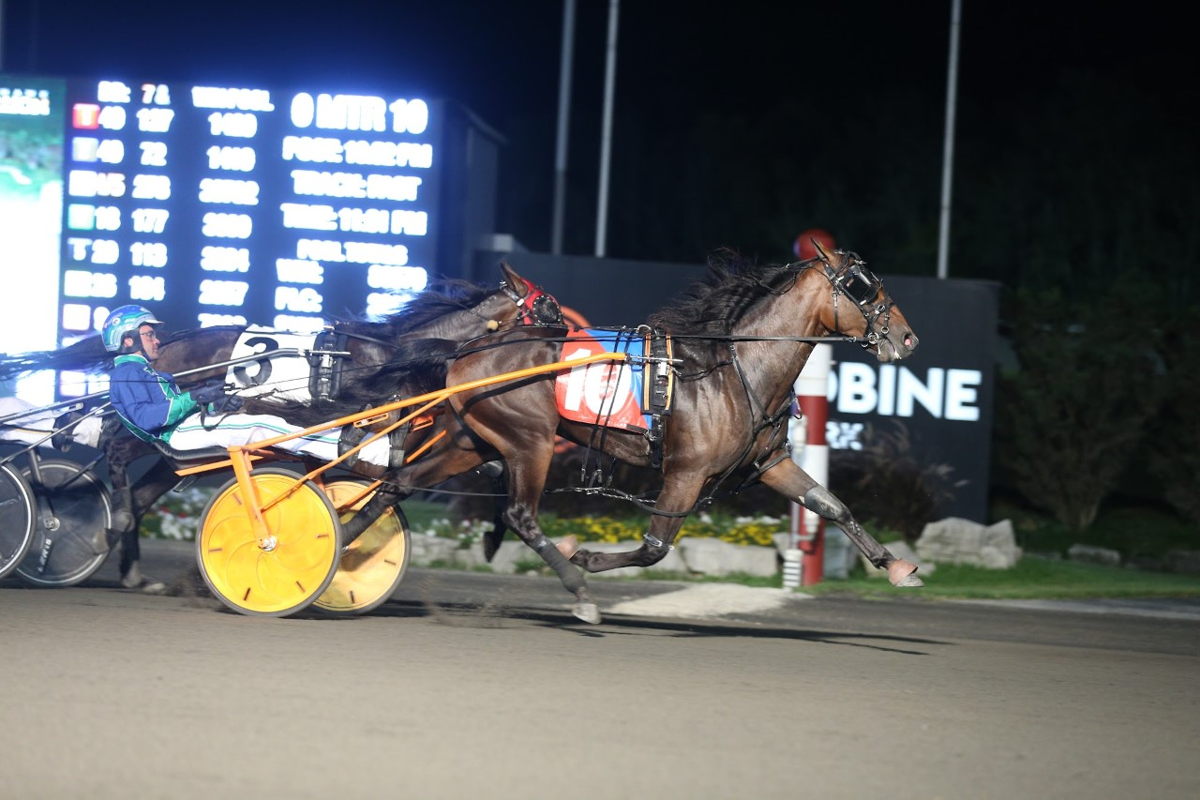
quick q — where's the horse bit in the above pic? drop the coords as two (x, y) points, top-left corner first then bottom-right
(824, 254), (892, 348)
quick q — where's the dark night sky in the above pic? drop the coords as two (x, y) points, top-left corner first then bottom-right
(2, 0), (1194, 261)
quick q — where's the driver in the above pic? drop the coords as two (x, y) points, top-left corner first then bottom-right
(102, 306), (396, 588)
(103, 305), (395, 463)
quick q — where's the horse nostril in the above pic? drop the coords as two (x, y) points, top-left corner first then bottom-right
(904, 333), (917, 350)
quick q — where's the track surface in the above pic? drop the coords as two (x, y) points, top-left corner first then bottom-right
(2, 542), (1198, 799)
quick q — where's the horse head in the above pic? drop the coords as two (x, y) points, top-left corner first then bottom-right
(811, 242), (918, 363)
(495, 261), (563, 328)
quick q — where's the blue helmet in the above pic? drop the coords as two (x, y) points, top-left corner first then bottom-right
(101, 305), (164, 353)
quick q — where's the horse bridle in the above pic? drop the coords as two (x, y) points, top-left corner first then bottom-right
(821, 253), (893, 349)
(500, 277), (564, 327)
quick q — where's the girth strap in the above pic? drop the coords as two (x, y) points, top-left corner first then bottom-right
(641, 329), (675, 469)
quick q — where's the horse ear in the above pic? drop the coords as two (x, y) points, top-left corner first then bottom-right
(811, 238), (831, 263)
(499, 261), (527, 296)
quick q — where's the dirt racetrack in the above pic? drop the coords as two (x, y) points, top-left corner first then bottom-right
(2, 561), (1198, 799)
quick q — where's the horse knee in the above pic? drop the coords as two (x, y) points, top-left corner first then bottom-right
(110, 509), (136, 534)
(802, 486), (851, 524)
(635, 540), (671, 567)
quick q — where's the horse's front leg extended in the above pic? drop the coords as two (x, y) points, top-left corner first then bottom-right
(569, 472), (704, 574)
(758, 455), (922, 587)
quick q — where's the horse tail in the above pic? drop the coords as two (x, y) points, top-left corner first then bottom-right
(0, 335), (110, 381)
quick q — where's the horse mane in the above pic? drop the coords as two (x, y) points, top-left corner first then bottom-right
(0, 334), (111, 381)
(647, 249), (799, 334)
(335, 280), (497, 337)
(242, 337), (456, 427)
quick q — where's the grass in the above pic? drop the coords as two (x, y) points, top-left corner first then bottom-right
(806, 557), (1200, 600)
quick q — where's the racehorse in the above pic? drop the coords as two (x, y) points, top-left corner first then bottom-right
(0, 263), (560, 585)
(444, 246), (921, 623)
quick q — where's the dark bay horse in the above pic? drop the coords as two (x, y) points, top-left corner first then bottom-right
(1, 263), (559, 585)
(445, 247), (921, 623)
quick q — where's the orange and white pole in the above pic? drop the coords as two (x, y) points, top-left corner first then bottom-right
(790, 342), (831, 586)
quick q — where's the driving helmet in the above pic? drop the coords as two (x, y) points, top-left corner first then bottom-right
(101, 305), (164, 353)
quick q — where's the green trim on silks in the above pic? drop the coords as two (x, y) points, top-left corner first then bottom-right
(113, 353), (200, 442)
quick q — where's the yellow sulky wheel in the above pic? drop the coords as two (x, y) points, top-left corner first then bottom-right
(313, 480), (411, 616)
(197, 467), (342, 617)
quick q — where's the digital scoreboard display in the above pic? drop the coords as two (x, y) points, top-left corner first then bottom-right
(0, 75), (442, 402)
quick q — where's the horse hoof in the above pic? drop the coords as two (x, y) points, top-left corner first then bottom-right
(572, 602), (602, 625)
(556, 535), (579, 559)
(887, 559), (923, 587)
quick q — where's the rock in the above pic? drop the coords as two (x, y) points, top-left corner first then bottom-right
(679, 537), (778, 577)
(774, 528), (857, 580)
(915, 517), (1021, 569)
(408, 535), (459, 566)
(1163, 550), (1200, 574)
(1067, 543), (1121, 567)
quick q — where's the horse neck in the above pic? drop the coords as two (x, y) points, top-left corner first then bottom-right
(386, 292), (509, 342)
(728, 269), (830, 404)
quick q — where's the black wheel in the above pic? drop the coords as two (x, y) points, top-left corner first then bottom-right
(16, 457), (113, 587)
(0, 461), (36, 580)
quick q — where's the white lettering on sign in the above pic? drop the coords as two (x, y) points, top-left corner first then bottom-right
(390, 209), (428, 236)
(206, 145), (256, 172)
(272, 314), (324, 333)
(280, 202), (338, 231)
(198, 313), (248, 327)
(138, 141), (167, 167)
(130, 242), (168, 268)
(0, 87), (51, 116)
(201, 212), (253, 239)
(367, 264), (427, 292)
(200, 246), (250, 272)
(291, 169), (366, 198)
(198, 178), (259, 205)
(388, 98), (429, 134)
(131, 208), (168, 234)
(136, 107), (174, 133)
(198, 279), (249, 306)
(128, 274), (166, 301)
(290, 94), (429, 134)
(63, 270), (118, 298)
(140, 83), (171, 105)
(96, 81), (131, 103)
(131, 174), (171, 200)
(365, 174), (420, 201)
(828, 363), (983, 421)
(274, 285), (324, 313)
(343, 140), (433, 168)
(294, 239), (408, 266)
(191, 86), (274, 111)
(68, 170), (126, 198)
(207, 111), (258, 138)
(275, 259), (324, 284)
(337, 207), (389, 234)
(281, 135), (344, 163)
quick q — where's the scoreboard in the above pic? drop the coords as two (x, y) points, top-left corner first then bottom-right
(0, 74), (443, 402)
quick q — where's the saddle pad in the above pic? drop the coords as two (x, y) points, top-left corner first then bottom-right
(226, 326), (319, 403)
(555, 329), (650, 431)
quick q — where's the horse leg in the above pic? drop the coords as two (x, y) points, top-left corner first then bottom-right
(496, 451), (600, 624)
(758, 455), (922, 587)
(477, 460), (508, 562)
(569, 471), (705, 573)
(117, 459), (180, 591)
(340, 483), (410, 543)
